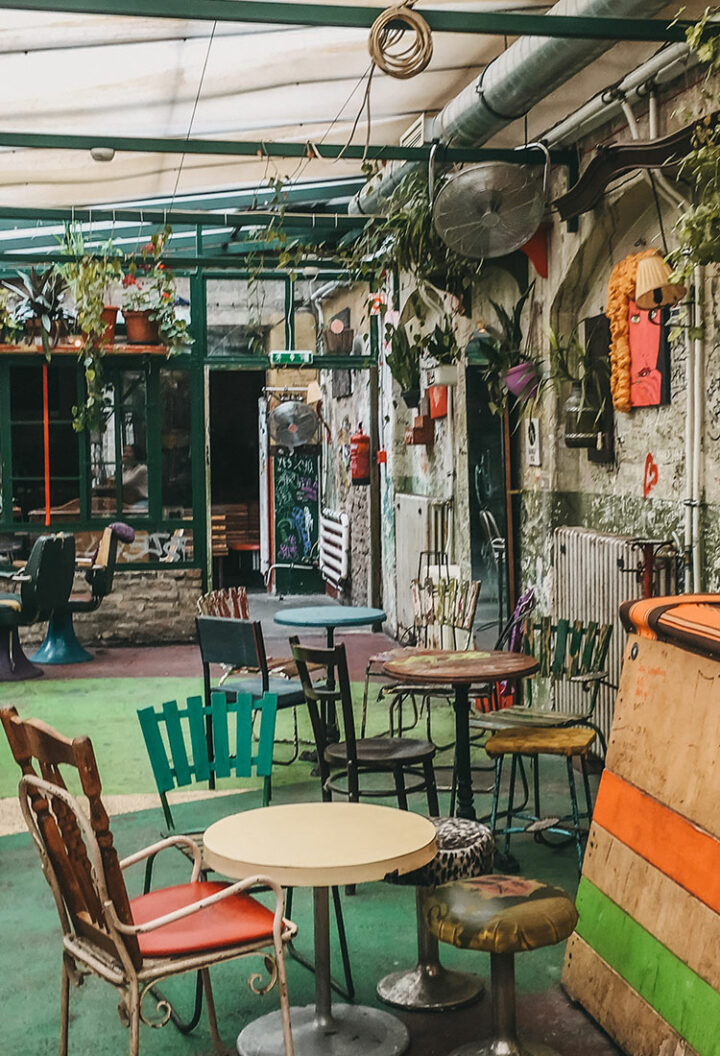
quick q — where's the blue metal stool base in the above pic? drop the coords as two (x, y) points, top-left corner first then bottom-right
(32, 610), (93, 664)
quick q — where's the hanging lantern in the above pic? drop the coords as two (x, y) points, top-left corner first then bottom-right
(350, 423), (371, 486)
(634, 250), (686, 311)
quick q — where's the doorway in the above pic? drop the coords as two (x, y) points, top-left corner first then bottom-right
(208, 369), (265, 588)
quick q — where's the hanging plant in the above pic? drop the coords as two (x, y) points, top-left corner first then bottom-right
(2, 268), (74, 357)
(385, 320), (422, 405)
(479, 283), (546, 417)
(122, 226), (193, 354)
(549, 327), (609, 447)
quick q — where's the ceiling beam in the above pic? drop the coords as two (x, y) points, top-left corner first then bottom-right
(0, 203), (360, 231)
(0, 1), (707, 42)
(0, 130), (572, 165)
(0, 250), (345, 269)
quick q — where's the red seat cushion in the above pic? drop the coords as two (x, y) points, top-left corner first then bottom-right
(130, 881), (275, 957)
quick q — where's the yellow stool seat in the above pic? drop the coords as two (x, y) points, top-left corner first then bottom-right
(485, 726), (597, 758)
(424, 874), (578, 956)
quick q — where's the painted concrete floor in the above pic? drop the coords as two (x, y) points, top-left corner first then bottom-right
(0, 620), (620, 1056)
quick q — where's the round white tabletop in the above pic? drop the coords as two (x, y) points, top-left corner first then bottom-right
(204, 801), (437, 887)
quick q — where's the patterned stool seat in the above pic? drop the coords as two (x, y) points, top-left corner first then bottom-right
(392, 816), (495, 887)
(425, 875), (578, 1056)
(425, 874), (578, 955)
(485, 726), (597, 759)
(377, 817), (495, 1013)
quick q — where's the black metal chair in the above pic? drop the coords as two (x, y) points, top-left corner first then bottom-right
(0, 533), (75, 681)
(291, 637), (439, 814)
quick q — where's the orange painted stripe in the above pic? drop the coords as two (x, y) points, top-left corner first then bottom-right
(594, 770), (720, 914)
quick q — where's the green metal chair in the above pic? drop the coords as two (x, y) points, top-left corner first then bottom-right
(0, 532), (75, 681)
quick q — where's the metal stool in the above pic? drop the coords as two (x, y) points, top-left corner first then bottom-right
(377, 816), (494, 1011)
(486, 726), (596, 873)
(425, 874), (578, 1056)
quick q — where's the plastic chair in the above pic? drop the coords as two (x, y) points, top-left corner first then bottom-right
(0, 705), (295, 1056)
(0, 532), (75, 681)
(32, 522), (135, 664)
(291, 637), (439, 814)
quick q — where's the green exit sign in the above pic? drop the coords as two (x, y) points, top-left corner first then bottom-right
(269, 350), (314, 365)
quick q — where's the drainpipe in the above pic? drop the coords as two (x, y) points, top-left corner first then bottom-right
(351, 0), (673, 215)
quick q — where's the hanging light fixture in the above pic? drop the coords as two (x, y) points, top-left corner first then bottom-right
(634, 250), (686, 310)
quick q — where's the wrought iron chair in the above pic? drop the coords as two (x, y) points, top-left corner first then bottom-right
(32, 521), (135, 664)
(0, 532), (75, 681)
(0, 705), (295, 1056)
(291, 637), (439, 814)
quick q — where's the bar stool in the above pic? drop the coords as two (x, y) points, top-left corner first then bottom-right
(485, 726), (596, 872)
(377, 816), (494, 1011)
(424, 874), (578, 1056)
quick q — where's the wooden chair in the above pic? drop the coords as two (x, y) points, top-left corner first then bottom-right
(0, 705), (295, 1056)
(291, 637), (439, 814)
(0, 532), (75, 681)
(32, 522), (135, 664)
(470, 617), (613, 754)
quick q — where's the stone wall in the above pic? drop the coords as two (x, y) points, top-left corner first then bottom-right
(21, 567), (203, 646)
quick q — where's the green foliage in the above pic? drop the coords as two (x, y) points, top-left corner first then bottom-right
(548, 327), (609, 422)
(425, 315), (460, 365)
(385, 321), (421, 393)
(0, 289), (23, 343)
(479, 283), (543, 416)
(671, 9), (720, 282)
(2, 267), (74, 358)
(123, 226), (193, 354)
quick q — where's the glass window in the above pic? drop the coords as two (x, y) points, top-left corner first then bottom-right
(90, 369), (148, 516)
(9, 363), (80, 521)
(206, 278), (287, 357)
(160, 369), (192, 518)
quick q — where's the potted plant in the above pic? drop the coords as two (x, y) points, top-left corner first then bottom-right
(549, 328), (609, 448)
(121, 226), (193, 353)
(59, 226), (123, 346)
(3, 268), (75, 356)
(385, 321), (422, 407)
(0, 289), (23, 344)
(480, 283), (545, 416)
(424, 314), (461, 385)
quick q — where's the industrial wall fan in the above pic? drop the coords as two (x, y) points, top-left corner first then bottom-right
(269, 399), (319, 449)
(432, 147), (549, 260)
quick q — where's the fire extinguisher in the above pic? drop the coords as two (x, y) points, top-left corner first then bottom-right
(350, 423), (371, 486)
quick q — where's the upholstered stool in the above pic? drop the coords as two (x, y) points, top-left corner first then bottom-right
(425, 875), (578, 1055)
(486, 726), (596, 872)
(377, 816), (495, 1011)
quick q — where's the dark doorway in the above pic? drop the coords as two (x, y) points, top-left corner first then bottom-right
(209, 369), (265, 588)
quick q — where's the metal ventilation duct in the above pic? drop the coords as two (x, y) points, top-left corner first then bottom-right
(351, 0), (673, 215)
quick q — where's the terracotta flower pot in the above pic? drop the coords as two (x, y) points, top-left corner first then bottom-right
(101, 305), (119, 345)
(503, 361), (540, 400)
(124, 309), (160, 345)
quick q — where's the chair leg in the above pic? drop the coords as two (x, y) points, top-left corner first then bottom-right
(532, 756), (541, 818)
(580, 755), (594, 824)
(60, 956), (70, 1056)
(423, 759), (439, 816)
(565, 755), (586, 874)
(504, 755), (518, 858)
(393, 768), (409, 810)
(361, 662), (373, 738)
(201, 968), (231, 1056)
(31, 609), (93, 664)
(127, 981), (140, 1056)
(273, 943), (294, 1056)
(0, 626), (43, 682)
(143, 852), (158, 894)
(489, 756), (503, 835)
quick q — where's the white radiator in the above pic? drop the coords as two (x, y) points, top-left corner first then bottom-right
(552, 526), (642, 745)
(319, 508), (350, 594)
(394, 494), (453, 636)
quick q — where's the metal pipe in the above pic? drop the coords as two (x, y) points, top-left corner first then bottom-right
(692, 266), (705, 592)
(352, 0), (673, 215)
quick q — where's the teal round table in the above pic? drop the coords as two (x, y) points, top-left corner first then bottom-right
(274, 605), (386, 649)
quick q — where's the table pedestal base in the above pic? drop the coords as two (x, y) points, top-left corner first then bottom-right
(237, 1004), (409, 1056)
(377, 963), (484, 1011)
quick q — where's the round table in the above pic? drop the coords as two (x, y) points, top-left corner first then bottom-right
(204, 802), (436, 1056)
(274, 605), (387, 649)
(382, 649), (539, 821)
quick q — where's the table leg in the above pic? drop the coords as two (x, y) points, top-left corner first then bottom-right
(453, 683), (476, 821)
(237, 886), (410, 1056)
(325, 626), (340, 744)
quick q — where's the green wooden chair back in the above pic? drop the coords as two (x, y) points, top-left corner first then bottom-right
(523, 617), (613, 709)
(137, 690), (278, 829)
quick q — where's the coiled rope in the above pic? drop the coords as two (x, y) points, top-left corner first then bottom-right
(368, 3), (433, 79)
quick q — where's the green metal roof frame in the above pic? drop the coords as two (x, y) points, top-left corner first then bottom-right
(0, 131), (572, 166)
(0, 0), (710, 43)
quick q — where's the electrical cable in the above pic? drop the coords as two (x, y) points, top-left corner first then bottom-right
(170, 21), (218, 206)
(368, 3), (433, 80)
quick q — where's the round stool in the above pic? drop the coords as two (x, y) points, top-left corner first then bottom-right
(377, 816), (494, 1012)
(424, 874), (578, 1055)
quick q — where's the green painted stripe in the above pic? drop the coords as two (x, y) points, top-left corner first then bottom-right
(576, 878), (720, 1055)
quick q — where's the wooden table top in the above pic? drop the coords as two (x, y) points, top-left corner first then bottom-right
(203, 802), (437, 887)
(383, 648), (539, 685)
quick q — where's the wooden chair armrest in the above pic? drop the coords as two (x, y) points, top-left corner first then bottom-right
(108, 873), (290, 937)
(11, 573), (31, 583)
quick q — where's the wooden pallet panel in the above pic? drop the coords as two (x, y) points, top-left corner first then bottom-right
(584, 822), (720, 990)
(563, 935), (697, 1056)
(605, 635), (720, 840)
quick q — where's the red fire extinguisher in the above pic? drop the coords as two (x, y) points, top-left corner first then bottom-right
(350, 423), (371, 486)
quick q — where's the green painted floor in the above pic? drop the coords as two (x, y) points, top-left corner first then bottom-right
(0, 674), (616, 1056)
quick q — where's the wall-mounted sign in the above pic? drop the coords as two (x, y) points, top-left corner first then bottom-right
(269, 350), (314, 366)
(525, 417), (541, 466)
